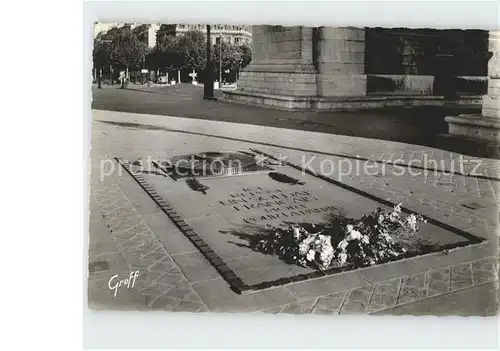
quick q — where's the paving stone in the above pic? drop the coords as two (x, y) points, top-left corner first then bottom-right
(119, 233), (162, 257)
(280, 299), (316, 314)
(150, 295), (179, 310)
(339, 285), (374, 314)
(374, 281), (499, 317)
(143, 270), (169, 283)
(99, 198), (131, 215)
(87, 276), (146, 310)
(368, 278), (401, 312)
(182, 291), (203, 303)
(88, 219), (121, 255)
(192, 278), (297, 313)
(148, 257), (175, 273)
(108, 215), (143, 235)
(141, 247), (171, 264)
(258, 306), (285, 314)
(154, 270), (191, 288)
(450, 263), (474, 291)
(397, 272), (426, 305)
(104, 207), (136, 224)
(285, 272), (369, 300)
(172, 251), (221, 283)
(472, 257), (498, 284)
(113, 222), (151, 239)
(426, 267), (450, 297)
(148, 221), (197, 255)
(87, 252), (130, 280)
(162, 287), (193, 301)
(410, 245), (489, 272)
(141, 283), (172, 297)
(311, 291), (346, 314)
(357, 259), (419, 284)
(173, 300), (204, 312)
(197, 305), (210, 312)
(127, 256), (157, 272)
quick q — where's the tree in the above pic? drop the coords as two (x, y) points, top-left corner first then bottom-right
(93, 36), (112, 87)
(239, 43), (252, 69)
(154, 34), (184, 72)
(93, 38), (111, 70)
(132, 24), (150, 44)
(155, 24), (177, 44)
(178, 30), (207, 74)
(212, 41), (244, 82)
(214, 41), (243, 71)
(108, 26), (148, 85)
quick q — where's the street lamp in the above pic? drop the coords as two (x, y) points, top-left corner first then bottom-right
(203, 25), (214, 99)
(219, 32), (222, 86)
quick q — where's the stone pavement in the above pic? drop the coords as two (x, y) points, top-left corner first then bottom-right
(89, 167), (208, 312)
(88, 109), (499, 315)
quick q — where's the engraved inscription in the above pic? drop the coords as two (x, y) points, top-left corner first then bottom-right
(216, 186), (336, 224)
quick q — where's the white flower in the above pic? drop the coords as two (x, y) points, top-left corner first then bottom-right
(406, 214), (417, 231)
(320, 248), (334, 267)
(349, 229), (362, 240)
(394, 203), (402, 213)
(346, 224), (354, 233)
(320, 247), (333, 261)
(338, 252), (348, 265)
(306, 249), (316, 262)
(337, 239), (349, 250)
(381, 233), (393, 243)
(361, 235), (370, 244)
(378, 214), (385, 224)
(389, 212), (399, 222)
(292, 227), (301, 239)
(299, 236), (314, 255)
(369, 259), (375, 265)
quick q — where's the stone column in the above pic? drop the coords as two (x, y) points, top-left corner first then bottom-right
(446, 30), (500, 142)
(315, 27), (367, 96)
(482, 30), (500, 118)
(237, 25), (318, 97)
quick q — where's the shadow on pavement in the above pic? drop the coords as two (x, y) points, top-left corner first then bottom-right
(91, 85), (500, 159)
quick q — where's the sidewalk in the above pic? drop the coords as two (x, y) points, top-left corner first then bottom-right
(89, 109), (499, 315)
(93, 109), (500, 179)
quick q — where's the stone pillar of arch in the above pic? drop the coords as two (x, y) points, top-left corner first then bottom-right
(235, 26), (318, 108)
(446, 30), (500, 142)
(221, 25), (368, 110)
(315, 27), (367, 97)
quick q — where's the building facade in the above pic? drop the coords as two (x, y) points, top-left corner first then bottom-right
(94, 23), (160, 48)
(173, 24), (252, 45)
(94, 23), (252, 48)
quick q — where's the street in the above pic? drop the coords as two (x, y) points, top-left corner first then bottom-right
(91, 84), (498, 158)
